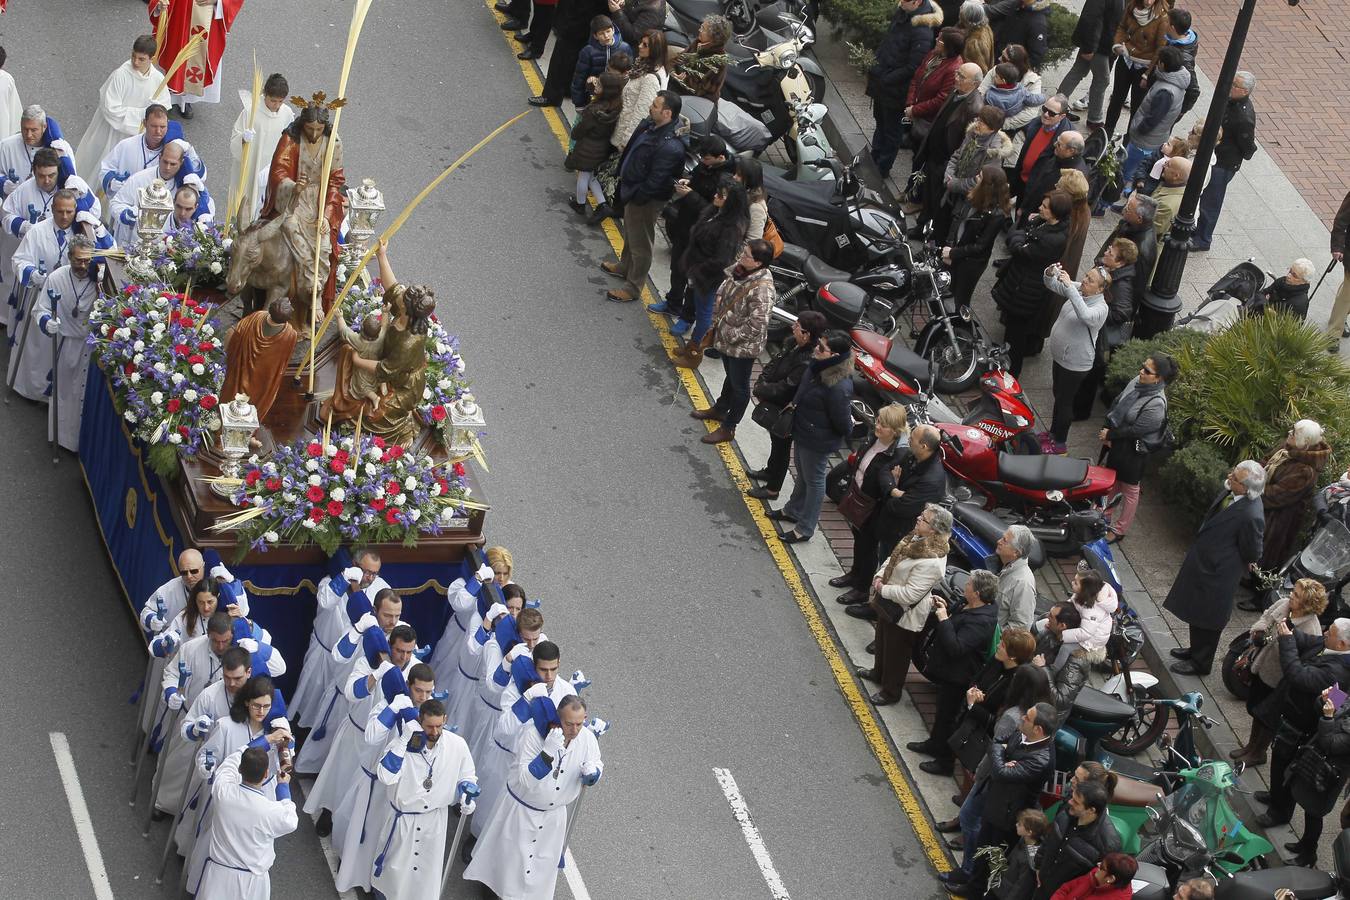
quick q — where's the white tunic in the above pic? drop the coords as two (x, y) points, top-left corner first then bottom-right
(228, 94), (294, 226)
(332, 686), (411, 891)
(157, 633), (226, 753)
(444, 624), (489, 734)
(464, 728), (602, 900)
(110, 165), (214, 248)
(0, 70), (20, 140)
(136, 575), (197, 736)
(34, 266), (97, 450)
(473, 678), (577, 839)
(371, 730), (477, 900)
(9, 217), (73, 386)
(195, 750), (297, 900)
(294, 613), (368, 775)
(288, 574), (389, 726)
(0, 134), (42, 197)
(463, 638), (509, 766)
(429, 577), (483, 696)
(98, 133), (169, 200)
(73, 60), (169, 181)
(152, 672), (230, 816)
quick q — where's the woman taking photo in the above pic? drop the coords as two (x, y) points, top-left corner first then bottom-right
(832, 404), (909, 607)
(943, 163), (1010, 308)
(1098, 352), (1179, 539)
(855, 503), (952, 706)
(747, 311), (829, 502)
(1043, 262), (1109, 455)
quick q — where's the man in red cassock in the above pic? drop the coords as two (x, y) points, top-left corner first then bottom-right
(149, 0), (244, 120)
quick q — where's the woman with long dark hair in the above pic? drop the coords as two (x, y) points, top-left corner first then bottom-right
(746, 311), (828, 502)
(944, 163), (1010, 307)
(671, 177), (748, 346)
(1098, 352), (1179, 539)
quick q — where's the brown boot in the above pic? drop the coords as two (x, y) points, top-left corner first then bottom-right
(700, 426), (735, 444)
(690, 407), (722, 421)
(1230, 720), (1273, 766)
(671, 341), (703, 369)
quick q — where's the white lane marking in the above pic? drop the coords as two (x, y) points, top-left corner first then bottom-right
(713, 767), (792, 900)
(49, 732), (116, 900)
(563, 848), (593, 900)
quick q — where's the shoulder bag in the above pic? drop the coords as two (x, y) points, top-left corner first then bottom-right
(837, 481), (878, 529)
(750, 400), (795, 439)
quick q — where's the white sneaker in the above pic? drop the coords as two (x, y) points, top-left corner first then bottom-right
(1071, 95), (1089, 111)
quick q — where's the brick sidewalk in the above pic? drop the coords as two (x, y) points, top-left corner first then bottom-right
(1186, 0), (1350, 226)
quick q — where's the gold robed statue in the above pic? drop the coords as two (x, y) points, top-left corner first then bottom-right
(225, 92), (348, 332)
(320, 241), (435, 447)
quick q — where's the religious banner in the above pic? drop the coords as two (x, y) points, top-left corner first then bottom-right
(150, 0), (244, 97)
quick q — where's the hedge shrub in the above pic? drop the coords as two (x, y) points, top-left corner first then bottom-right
(1102, 329), (1207, 400)
(1157, 441), (1232, 531)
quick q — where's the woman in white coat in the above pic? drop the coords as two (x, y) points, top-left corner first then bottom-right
(857, 504), (953, 706)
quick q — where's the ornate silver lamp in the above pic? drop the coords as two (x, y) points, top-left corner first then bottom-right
(448, 393), (486, 458)
(345, 178), (386, 259)
(136, 179), (174, 253)
(212, 393), (260, 497)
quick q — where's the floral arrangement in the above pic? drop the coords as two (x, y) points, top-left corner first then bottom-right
(124, 221), (232, 291)
(338, 281), (471, 447)
(87, 282), (225, 477)
(212, 432), (481, 553)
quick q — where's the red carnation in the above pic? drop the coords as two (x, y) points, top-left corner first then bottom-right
(308, 506), (326, 523)
(305, 485), (325, 503)
(198, 341), (214, 352)
(121, 307), (135, 318)
(184, 298), (198, 309)
(430, 404), (447, 422)
(188, 354), (205, 365)
(123, 362), (136, 375)
(386, 480), (402, 497)
(200, 394), (218, 410)
(306, 442), (323, 458)
(327, 500), (345, 517)
(244, 470), (261, 486)
(329, 458), (346, 474)
(389, 445), (404, 460)
(169, 310), (181, 324)
(166, 398), (181, 413)
(265, 477), (282, 492)
(174, 343), (190, 356)
(452, 462), (466, 477)
(372, 436), (386, 449)
(370, 498), (386, 512)
(385, 508), (401, 524)
(177, 425), (190, 438)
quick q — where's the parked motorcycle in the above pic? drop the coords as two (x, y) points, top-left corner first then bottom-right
(765, 154), (907, 272)
(666, 0), (816, 57)
(1211, 829), (1350, 900)
(720, 15), (825, 148)
(1252, 516), (1350, 623)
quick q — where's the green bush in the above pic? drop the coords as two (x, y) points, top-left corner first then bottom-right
(1043, 3), (1078, 66)
(1157, 441), (1231, 530)
(1168, 311), (1350, 461)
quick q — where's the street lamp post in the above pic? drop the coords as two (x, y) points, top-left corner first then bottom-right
(1136, 0), (1260, 338)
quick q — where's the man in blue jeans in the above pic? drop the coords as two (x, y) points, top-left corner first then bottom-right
(1189, 71), (1257, 252)
(864, 0), (942, 179)
(770, 331), (854, 542)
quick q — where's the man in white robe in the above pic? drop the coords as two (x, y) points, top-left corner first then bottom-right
(96, 104), (177, 202)
(73, 35), (169, 180)
(156, 611), (235, 763)
(0, 106), (76, 200)
(152, 644), (251, 817)
(371, 700), (478, 900)
(304, 617), (415, 837)
(464, 695), (603, 900)
(32, 237), (99, 450)
(289, 551), (386, 726)
(110, 139), (210, 247)
(333, 662), (435, 892)
(429, 561), (495, 692)
(295, 586), (382, 774)
(194, 745), (297, 900)
(135, 549), (208, 736)
(0, 48), (21, 139)
(227, 73), (293, 226)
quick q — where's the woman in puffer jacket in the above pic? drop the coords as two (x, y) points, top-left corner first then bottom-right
(1037, 603), (1108, 724)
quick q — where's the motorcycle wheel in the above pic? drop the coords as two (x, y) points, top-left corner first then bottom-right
(1101, 684), (1170, 756)
(926, 323), (980, 394)
(826, 461), (849, 504)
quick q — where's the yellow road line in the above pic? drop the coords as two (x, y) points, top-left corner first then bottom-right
(484, 2), (951, 874)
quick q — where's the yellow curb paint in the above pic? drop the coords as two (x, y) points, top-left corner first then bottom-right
(485, 0), (951, 875)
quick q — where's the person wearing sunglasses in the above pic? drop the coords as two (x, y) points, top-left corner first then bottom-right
(1097, 352), (1178, 540)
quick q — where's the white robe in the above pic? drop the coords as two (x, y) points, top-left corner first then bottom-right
(472, 678), (577, 839)
(8, 217), (73, 367)
(463, 638), (509, 766)
(34, 265), (98, 450)
(332, 685), (411, 891)
(98, 133), (169, 201)
(228, 94), (294, 226)
(110, 165), (214, 248)
(195, 750), (297, 900)
(152, 672), (230, 816)
(74, 60), (169, 181)
(464, 728), (603, 900)
(158, 634), (226, 752)
(429, 577), (483, 696)
(370, 730), (477, 900)
(136, 575), (197, 736)
(0, 70), (21, 139)
(294, 613), (368, 775)
(444, 624), (489, 734)
(284, 574), (388, 726)
(0, 175), (100, 333)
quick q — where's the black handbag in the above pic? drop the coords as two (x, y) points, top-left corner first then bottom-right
(750, 401), (795, 439)
(1288, 744), (1345, 817)
(837, 483), (878, 530)
(948, 712), (992, 773)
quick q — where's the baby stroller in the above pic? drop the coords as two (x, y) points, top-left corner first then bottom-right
(1173, 259), (1266, 334)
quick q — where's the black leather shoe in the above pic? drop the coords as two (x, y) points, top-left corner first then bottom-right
(1291, 851), (1317, 868)
(907, 740), (940, 755)
(778, 530), (809, 544)
(766, 509), (797, 523)
(1169, 660), (1209, 676)
(179, 103), (194, 120)
(493, 1), (512, 11)
(1255, 811), (1290, 828)
(937, 870), (969, 885)
(870, 691), (899, 706)
(1285, 840), (1311, 854)
(946, 882), (977, 897)
(527, 95), (559, 107)
(844, 604), (877, 620)
(499, 17), (524, 29)
(314, 809), (332, 837)
(517, 50), (539, 60)
(835, 588), (867, 605)
(828, 574), (853, 588)
(746, 486), (778, 500)
(919, 759), (955, 776)
(1169, 647), (1192, 660)
(935, 818), (961, 834)
(1254, 790), (1272, 805)
(1236, 596), (1265, 612)
(745, 468), (771, 482)
(855, 666), (879, 684)
(947, 834), (965, 851)
(513, 31), (531, 42)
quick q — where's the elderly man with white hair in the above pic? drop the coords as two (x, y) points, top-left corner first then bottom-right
(1165, 460), (1266, 675)
(995, 524), (1037, 631)
(108, 138), (212, 247)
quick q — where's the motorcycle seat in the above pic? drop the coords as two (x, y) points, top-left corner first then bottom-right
(950, 502), (1046, 570)
(884, 340), (933, 384)
(997, 453), (1089, 490)
(1108, 774), (1165, 808)
(1215, 866), (1335, 900)
(1070, 687), (1137, 725)
(804, 254), (852, 288)
(777, 243), (811, 270)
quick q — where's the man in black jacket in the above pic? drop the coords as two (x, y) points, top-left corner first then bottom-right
(527, 0), (608, 107)
(1032, 780), (1121, 900)
(909, 61), (985, 236)
(941, 702), (1057, 894)
(1189, 71), (1258, 251)
(646, 136), (729, 322)
(1016, 128), (1086, 226)
(1009, 99), (1071, 208)
(1254, 618), (1350, 827)
(987, 0), (1050, 70)
(865, 0), (943, 179)
(874, 424), (948, 558)
(1324, 187), (1350, 341)
(605, 0), (666, 46)
(1096, 192), (1157, 285)
(1056, 0), (1123, 129)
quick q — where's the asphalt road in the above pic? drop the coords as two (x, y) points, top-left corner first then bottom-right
(0, 2), (943, 898)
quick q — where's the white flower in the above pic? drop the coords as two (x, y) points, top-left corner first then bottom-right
(252, 495), (266, 507)
(171, 373), (185, 385)
(100, 324), (110, 336)
(364, 462), (378, 477)
(342, 468), (357, 483)
(183, 389), (198, 402)
(162, 260), (177, 272)
(133, 340), (145, 352)
(403, 476), (417, 491)
(409, 509), (421, 522)
(248, 454), (260, 465)
(430, 482), (442, 497)
(201, 324), (215, 337)
(302, 518), (316, 530)
(209, 261), (222, 274)
(340, 437), (354, 451)
(305, 458), (320, 472)
(154, 362), (167, 374)
(192, 363), (205, 376)
(130, 372), (141, 384)
(367, 447), (383, 461)
(155, 296), (169, 308)
(325, 444), (338, 456)
(422, 388), (433, 400)
(125, 410), (138, 423)
(440, 507), (456, 523)
(114, 327), (131, 341)
(330, 487), (346, 502)
(263, 530), (279, 543)
(222, 238), (233, 252)
(374, 488), (386, 500)
(282, 491), (297, 502)
(168, 432), (182, 444)
(435, 342), (449, 355)
(150, 391), (164, 405)
(394, 492), (407, 506)
(307, 474), (322, 486)
(452, 356), (465, 374)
